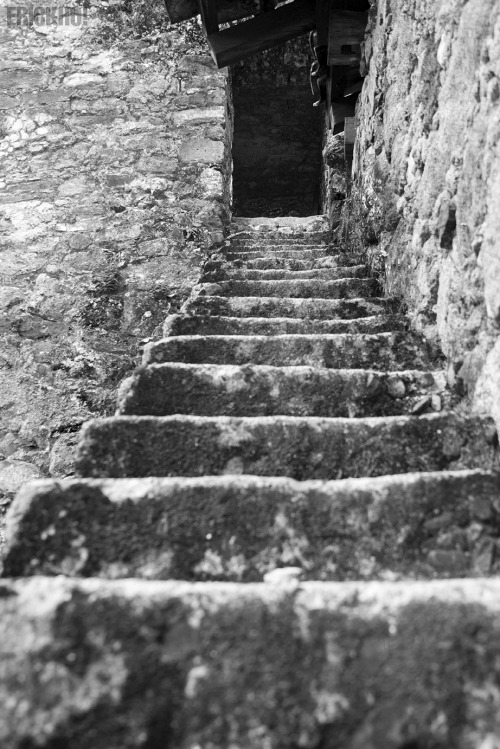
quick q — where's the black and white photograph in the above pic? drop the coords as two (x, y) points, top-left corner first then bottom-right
(1, 0), (500, 745)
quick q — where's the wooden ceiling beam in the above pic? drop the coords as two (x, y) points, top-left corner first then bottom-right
(207, 0), (316, 68)
(198, 0), (219, 34)
(164, 0), (260, 25)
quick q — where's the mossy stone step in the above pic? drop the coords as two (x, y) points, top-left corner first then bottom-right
(203, 265), (368, 281)
(117, 363), (448, 418)
(213, 278), (378, 298)
(228, 253), (366, 270)
(143, 332), (433, 370)
(76, 413), (498, 480)
(225, 247), (330, 260)
(162, 313), (407, 336)
(182, 295), (400, 320)
(2, 575), (500, 748)
(5, 471), (500, 581)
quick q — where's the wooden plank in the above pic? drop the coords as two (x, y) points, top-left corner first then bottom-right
(315, 0), (329, 47)
(207, 0), (316, 68)
(330, 99), (356, 127)
(328, 9), (367, 65)
(343, 79), (363, 96)
(344, 115), (356, 183)
(344, 115), (356, 143)
(164, 0), (259, 24)
(198, 0), (218, 34)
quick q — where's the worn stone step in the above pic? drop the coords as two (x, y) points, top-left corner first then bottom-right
(214, 278), (378, 298)
(230, 233), (330, 245)
(182, 295), (400, 320)
(117, 364), (448, 418)
(143, 332), (432, 370)
(230, 214), (329, 231)
(203, 266), (369, 282)
(229, 233), (329, 244)
(76, 413), (498, 480)
(227, 253), (365, 270)
(6, 470), (500, 582)
(225, 247), (330, 260)
(5, 576), (500, 748)
(163, 314), (407, 337)
(229, 240), (329, 249)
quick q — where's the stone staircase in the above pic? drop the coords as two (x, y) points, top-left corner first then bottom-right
(2, 215), (500, 748)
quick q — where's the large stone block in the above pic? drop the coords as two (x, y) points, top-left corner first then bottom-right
(2, 577), (500, 748)
(178, 138), (225, 164)
(173, 106), (225, 127)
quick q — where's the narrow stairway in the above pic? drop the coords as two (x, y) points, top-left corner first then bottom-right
(2, 215), (500, 748)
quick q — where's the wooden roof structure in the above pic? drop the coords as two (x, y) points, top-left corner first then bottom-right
(164, 0), (369, 132)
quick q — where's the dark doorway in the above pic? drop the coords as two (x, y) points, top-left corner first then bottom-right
(231, 38), (322, 217)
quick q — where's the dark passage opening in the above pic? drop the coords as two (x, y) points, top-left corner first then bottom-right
(231, 38), (322, 217)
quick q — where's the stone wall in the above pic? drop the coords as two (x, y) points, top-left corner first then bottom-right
(351, 0), (500, 427)
(232, 39), (322, 217)
(0, 0), (231, 508)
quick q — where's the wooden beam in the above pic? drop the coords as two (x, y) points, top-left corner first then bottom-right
(207, 0), (316, 68)
(330, 99), (356, 127)
(328, 9), (367, 65)
(344, 115), (356, 182)
(315, 0), (329, 47)
(164, 0), (259, 25)
(343, 79), (363, 96)
(198, 0), (218, 34)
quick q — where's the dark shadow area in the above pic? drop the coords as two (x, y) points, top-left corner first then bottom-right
(231, 38), (322, 217)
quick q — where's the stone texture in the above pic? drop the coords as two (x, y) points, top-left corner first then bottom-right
(183, 294), (399, 319)
(351, 0), (500, 430)
(162, 312), (406, 335)
(2, 577), (500, 747)
(178, 137), (225, 164)
(4, 214), (500, 747)
(143, 331), (433, 369)
(0, 1), (231, 503)
(4, 471), (500, 580)
(117, 363), (449, 417)
(76, 413), (498, 480)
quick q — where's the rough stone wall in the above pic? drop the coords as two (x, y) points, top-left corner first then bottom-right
(0, 0), (231, 508)
(232, 39), (322, 217)
(352, 0), (500, 426)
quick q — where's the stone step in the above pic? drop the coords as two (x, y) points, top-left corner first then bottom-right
(163, 314), (407, 337)
(5, 470), (500, 581)
(182, 295), (399, 320)
(229, 240), (330, 249)
(230, 214), (329, 231)
(143, 332), (432, 370)
(76, 413), (498, 480)
(229, 233), (329, 244)
(213, 278), (378, 298)
(225, 247), (330, 260)
(228, 253), (365, 270)
(117, 364), (448, 418)
(203, 265), (369, 282)
(5, 575), (500, 748)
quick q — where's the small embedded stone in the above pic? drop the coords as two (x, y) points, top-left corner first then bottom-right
(431, 394), (442, 411)
(426, 549), (468, 573)
(366, 372), (381, 393)
(387, 378), (406, 398)
(423, 511), (454, 533)
(263, 567), (303, 584)
(200, 283), (223, 297)
(411, 396), (431, 414)
(471, 496), (492, 521)
(472, 539), (495, 575)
